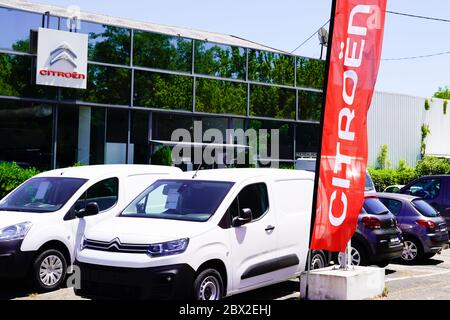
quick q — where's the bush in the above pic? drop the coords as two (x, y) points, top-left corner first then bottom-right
(416, 156), (450, 177)
(151, 146), (173, 166)
(368, 168), (399, 192)
(0, 162), (40, 199)
(424, 99), (431, 111)
(369, 157), (450, 191)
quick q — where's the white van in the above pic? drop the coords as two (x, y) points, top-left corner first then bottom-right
(74, 169), (315, 300)
(0, 165), (181, 291)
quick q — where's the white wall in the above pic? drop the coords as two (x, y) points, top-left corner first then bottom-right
(424, 99), (450, 157)
(367, 91), (449, 168)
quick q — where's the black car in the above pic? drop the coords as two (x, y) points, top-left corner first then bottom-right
(310, 196), (403, 269)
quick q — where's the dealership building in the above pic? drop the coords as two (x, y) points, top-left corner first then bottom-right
(0, 0), (326, 171)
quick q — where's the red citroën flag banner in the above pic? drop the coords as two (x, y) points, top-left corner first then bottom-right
(310, 0), (387, 252)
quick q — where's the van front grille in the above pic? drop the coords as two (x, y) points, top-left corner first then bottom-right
(84, 238), (149, 254)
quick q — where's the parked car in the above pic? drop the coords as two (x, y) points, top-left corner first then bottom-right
(336, 196), (403, 267)
(377, 193), (449, 263)
(75, 169), (315, 300)
(365, 172), (377, 194)
(399, 175), (450, 230)
(0, 165), (181, 292)
(384, 185), (405, 193)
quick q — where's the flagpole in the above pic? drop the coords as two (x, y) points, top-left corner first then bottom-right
(305, 0), (337, 300)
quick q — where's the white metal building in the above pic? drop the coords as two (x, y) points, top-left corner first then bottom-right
(368, 91), (450, 168)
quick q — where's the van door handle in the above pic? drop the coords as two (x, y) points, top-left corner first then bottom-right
(265, 225), (275, 232)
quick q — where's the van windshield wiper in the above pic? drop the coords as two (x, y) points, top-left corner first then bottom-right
(0, 207), (26, 212)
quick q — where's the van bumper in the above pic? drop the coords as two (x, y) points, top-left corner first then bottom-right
(0, 240), (35, 278)
(74, 261), (195, 300)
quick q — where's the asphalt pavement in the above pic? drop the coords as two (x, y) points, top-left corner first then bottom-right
(3, 249), (450, 300)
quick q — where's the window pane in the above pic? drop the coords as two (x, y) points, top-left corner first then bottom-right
(238, 184), (269, 220)
(407, 179), (441, 200)
(0, 53), (57, 99)
(134, 70), (193, 111)
(248, 50), (294, 86)
(85, 178), (119, 212)
(0, 177), (86, 213)
(250, 85), (296, 120)
(57, 105), (79, 168)
(296, 57), (325, 89)
(57, 106), (109, 167)
(412, 199), (439, 218)
(133, 31), (192, 72)
(0, 101), (53, 170)
(131, 110), (149, 164)
(61, 20), (131, 65)
(364, 198), (389, 215)
(105, 108), (128, 164)
(194, 41), (246, 80)
(153, 113), (193, 141)
(123, 180), (234, 222)
(107, 108), (128, 143)
(247, 120), (294, 160)
(296, 123), (320, 157)
(196, 116), (228, 137)
(90, 107), (106, 165)
(379, 199), (402, 216)
(196, 78), (247, 115)
(62, 64), (131, 105)
(0, 8), (57, 53)
(298, 90), (322, 121)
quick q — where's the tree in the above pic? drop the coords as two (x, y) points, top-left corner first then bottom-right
(376, 144), (391, 169)
(434, 87), (450, 115)
(434, 86), (450, 100)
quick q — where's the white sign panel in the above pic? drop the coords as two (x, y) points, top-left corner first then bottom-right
(36, 28), (88, 89)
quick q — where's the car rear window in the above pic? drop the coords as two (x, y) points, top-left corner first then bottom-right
(363, 198), (389, 215)
(412, 199), (439, 218)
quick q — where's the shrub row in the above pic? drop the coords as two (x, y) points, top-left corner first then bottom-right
(0, 162), (40, 199)
(369, 157), (450, 191)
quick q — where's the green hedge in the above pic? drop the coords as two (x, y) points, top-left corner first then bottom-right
(0, 162), (40, 199)
(369, 157), (450, 191)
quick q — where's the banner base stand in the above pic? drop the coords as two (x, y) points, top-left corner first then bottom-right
(300, 266), (385, 300)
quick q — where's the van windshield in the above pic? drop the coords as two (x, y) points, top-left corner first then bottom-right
(122, 180), (234, 222)
(0, 177), (87, 213)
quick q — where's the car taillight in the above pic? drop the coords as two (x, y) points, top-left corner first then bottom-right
(362, 217), (381, 229)
(416, 220), (436, 229)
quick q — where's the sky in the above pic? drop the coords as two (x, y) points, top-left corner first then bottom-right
(33, 0), (450, 98)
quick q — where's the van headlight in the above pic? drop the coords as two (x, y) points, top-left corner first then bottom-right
(147, 238), (189, 257)
(0, 222), (32, 241)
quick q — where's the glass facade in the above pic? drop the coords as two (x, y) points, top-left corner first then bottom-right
(0, 6), (324, 169)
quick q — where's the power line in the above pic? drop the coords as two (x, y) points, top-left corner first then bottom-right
(382, 50), (450, 61)
(386, 10), (450, 23)
(290, 20), (330, 53)
(290, 10), (450, 56)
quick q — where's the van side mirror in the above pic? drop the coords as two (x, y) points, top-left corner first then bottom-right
(232, 208), (253, 228)
(76, 202), (100, 218)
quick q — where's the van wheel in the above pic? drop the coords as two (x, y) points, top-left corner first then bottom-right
(310, 251), (327, 270)
(30, 249), (67, 292)
(194, 269), (224, 301)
